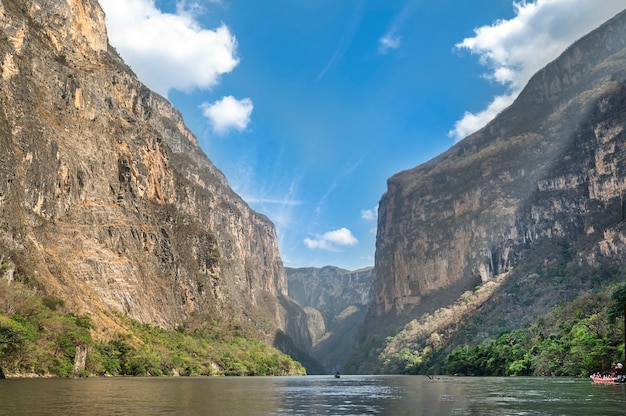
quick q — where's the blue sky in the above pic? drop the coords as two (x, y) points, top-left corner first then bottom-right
(99, 0), (625, 271)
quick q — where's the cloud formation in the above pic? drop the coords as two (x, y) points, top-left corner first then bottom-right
(304, 228), (358, 251)
(449, 0), (626, 142)
(99, 0), (239, 97)
(200, 96), (254, 135)
(378, 34), (401, 54)
(377, 1), (418, 55)
(318, 6), (363, 80)
(361, 205), (378, 221)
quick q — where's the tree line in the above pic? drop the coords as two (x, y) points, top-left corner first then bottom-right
(446, 283), (626, 376)
(0, 273), (305, 377)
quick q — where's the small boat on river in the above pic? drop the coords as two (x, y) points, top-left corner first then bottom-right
(591, 363), (626, 383)
(590, 374), (626, 383)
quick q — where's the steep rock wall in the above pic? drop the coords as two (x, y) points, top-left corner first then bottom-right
(0, 0), (310, 354)
(367, 9), (626, 332)
(287, 266), (374, 372)
(287, 266), (373, 325)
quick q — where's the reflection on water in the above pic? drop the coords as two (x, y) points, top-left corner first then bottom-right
(273, 376), (399, 414)
(0, 375), (624, 415)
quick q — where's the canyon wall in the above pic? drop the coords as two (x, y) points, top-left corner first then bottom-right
(287, 266), (373, 372)
(350, 8), (626, 372)
(0, 0), (311, 359)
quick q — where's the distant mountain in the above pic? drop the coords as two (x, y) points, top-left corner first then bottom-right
(348, 8), (626, 374)
(286, 266), (374, 373)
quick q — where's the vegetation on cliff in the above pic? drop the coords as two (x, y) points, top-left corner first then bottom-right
(446, 283), (625, 376)
(0, 273), (305, 377)
(362, 281), (625, 377)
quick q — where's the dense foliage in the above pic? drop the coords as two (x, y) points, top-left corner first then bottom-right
(446, 286), (625, 376)
(0, 277), (305, 377)
(365, 282), (625, 377)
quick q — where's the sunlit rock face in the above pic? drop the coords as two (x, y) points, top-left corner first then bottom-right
(355, 8), (626, 364)
(0, 0), (311, 355)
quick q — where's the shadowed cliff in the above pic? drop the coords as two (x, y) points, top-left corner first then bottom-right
(286, 266), (374, 373)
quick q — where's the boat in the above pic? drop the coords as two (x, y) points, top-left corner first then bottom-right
(591, 362), (626, 383)
(590, 374), (626, 383)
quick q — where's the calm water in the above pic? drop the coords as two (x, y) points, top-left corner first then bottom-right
(0, 375), (624, 415)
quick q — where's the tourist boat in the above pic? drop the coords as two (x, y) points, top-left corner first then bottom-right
(591, 363), (626, 383)
(590, 374), (626, 383)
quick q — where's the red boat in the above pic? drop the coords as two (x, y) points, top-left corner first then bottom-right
(590, 375), (623, 383)
(591, 363), (626, 383)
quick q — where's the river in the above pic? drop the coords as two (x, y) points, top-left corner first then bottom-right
(0, 375), (624, 415)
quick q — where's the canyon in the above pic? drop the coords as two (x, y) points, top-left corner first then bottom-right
(286, 266), (373, 373)
(1, 0), (625, 377)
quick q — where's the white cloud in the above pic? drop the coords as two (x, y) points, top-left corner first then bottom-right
(200, 96), (254, 135)
(378, 34), (401, 54)
(377, 1), (418, 55)
(99, 0), (239, 97)
(314, 159), (363, 217)
(304, 228), (358, 251)
(318, 6), (363, 80)
(450, 92), (518, 141)
(244, 197), (303, 206)
(361, 205), (378, 221)
(449, 0), (626, 142)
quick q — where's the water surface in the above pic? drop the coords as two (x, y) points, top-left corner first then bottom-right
(0, 375), (624, 415)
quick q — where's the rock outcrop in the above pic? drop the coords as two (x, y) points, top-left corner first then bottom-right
(0, 0), (311, 362)
(287, 266), (373, 373)
(351, 8), (626, 372)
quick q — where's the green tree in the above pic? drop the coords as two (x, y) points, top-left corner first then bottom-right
(0, 315), (36, 365)
(607, 282), (626, 363)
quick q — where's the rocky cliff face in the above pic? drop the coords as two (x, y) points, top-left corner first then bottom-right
(0, 0), (311, 359)
(286, 266), (373, 372)
(351, 8), (626, 371)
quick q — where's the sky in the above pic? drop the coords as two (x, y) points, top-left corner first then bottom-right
(98, 0), (625, 271)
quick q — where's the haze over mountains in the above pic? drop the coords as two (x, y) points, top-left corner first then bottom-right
(286, 266), (373, 373)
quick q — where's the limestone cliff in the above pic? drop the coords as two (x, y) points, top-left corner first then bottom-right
(0, 0), (311, 361)
(286, 266), (373, 372)
(350, 8), (626, 372)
